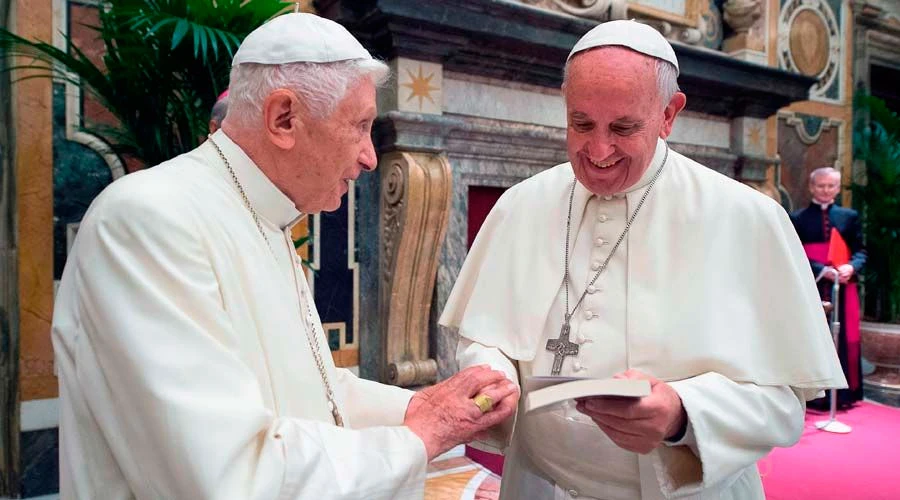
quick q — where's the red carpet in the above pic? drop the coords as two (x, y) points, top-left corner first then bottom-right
(467, 402), (900, 499)
(760, 401), (900, 500)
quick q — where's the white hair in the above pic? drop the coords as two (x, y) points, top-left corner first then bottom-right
(810, 167), (841, 183)
(655, 59), (679, 105)
(227, 58), (390, 127)
(563, 51), (680, 107)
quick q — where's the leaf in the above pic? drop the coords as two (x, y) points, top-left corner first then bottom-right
(1, 0), (288, 166)
(171, 19), (191, 50)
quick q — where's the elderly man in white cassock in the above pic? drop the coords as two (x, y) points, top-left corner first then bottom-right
(51, 13), (518, 500)
(440, 20), (846, 500)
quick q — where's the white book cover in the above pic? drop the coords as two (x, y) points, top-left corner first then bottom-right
(523, 376), (651, 413)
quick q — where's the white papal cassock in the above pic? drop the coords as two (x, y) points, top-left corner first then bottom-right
(441, 139), (846, 500)
(52, 129), (427, 499)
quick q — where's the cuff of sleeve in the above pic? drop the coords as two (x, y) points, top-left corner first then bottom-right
(664, 419), (697, 454)
(379, 387), (416, 427)
(652, 380), (705, 496)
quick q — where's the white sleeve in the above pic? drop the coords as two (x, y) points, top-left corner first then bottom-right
(456, 337), (519, 453)
(334, 368), (415, 428)
(68, 195), (427, 500)
(652, 372), (804, 496)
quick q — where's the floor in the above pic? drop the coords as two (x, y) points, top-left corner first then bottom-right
(425, 446), (501, 500)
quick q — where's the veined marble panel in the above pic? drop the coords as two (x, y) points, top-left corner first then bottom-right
(443, 78), (566, 128)
(669, 113), (731, 149)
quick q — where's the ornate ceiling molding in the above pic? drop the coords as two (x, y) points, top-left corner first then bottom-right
(320, 0), (815, 118)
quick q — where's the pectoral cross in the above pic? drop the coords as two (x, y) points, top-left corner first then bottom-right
(545, 316), (579, 375)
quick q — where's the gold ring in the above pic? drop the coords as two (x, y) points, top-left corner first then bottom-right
(473, 393), (494, 414)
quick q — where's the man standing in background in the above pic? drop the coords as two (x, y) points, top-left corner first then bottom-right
(791, 166), (867, 409)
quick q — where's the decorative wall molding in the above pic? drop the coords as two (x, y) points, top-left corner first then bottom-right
(628, 0), (705, 28)
(778, 0), (845, 104)
(518, 0), (627, 22)
(442, 77), (565, 128)
(379, 152), (451, 386)
(778, 110), (843, 145)
(328, 0), (815, 117)
(52, 0), (124, 180)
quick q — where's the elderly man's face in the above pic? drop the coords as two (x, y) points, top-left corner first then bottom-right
(564, 47), (683, 196)
(810, 172), (841, 205)
(288, 77), (378, 213)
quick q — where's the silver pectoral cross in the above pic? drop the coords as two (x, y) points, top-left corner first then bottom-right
(545, 316), (580, 375)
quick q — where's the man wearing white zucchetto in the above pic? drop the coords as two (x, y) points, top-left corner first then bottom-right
(52, 13), (518, 500)
(441, 20), (845, 500)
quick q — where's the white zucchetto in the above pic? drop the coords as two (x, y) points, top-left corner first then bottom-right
(568, 20), (679, 75)
(232, 13), (373, 66)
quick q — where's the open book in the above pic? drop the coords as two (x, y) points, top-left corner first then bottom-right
(523, 376), (651, 413)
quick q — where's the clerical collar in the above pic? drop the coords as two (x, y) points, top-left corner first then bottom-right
(206, 129), (303, 230)
(811, 200), (833, 211)
(573, 138), (668, 201)
(625, 138), (668, 194)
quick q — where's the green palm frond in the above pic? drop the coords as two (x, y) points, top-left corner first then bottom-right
(0, 0), (291, 166)
(852, 93), (900, 322)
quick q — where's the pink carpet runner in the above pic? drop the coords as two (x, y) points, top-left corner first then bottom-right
(760, 402), (900, 500)
(465, 402), (900, 499)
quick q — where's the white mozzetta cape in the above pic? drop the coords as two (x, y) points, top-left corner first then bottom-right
(52, 130), (427, 500)
(441, 140), (846, 499)
(442, 141), (844, 396)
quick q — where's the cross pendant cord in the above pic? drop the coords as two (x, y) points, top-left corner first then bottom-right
(548, 144), (669, 375)
(207, 136), (344, 427)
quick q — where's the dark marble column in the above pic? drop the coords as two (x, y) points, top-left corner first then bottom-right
(0, 0), (21, 493)
(20, 428), (59, 498)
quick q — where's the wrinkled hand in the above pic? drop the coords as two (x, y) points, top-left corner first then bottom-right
(575, 369), (686, 455)
(404, 365), (519, 461)
(837, 264), (854, 283)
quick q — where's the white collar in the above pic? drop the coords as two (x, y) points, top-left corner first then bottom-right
(811, 199), (833, 210)
(206, 129), (304, 230)
(574, 138), (669, 201)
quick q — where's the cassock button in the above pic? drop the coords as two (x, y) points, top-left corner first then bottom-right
(587, 285), (598, 294)
(591, 261), (601, 271)
(603, 195), (613, 201)
(568, 489), (579, 497)
(573, 361), (585, 372)
(575, 333), (587, 344)
(598, 214), (608, 222)
(595, 237), (605, 246)
(584, 310), (593, 319)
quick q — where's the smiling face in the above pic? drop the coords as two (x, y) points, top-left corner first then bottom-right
(564, 47), (684, 196)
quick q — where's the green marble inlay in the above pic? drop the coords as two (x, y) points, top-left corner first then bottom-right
(53, 83), (114, 278)
(799, 113), (826, 139)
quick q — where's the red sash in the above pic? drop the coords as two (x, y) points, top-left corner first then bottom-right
(803, 242), (860, 390)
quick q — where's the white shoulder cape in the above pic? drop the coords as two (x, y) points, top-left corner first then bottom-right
(440, 145), (845, 398)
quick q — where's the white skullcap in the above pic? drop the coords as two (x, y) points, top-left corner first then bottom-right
(232, 13), (372, 66)
(568, 20), (679, 75)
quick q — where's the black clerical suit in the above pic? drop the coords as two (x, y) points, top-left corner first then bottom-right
(791, 202), (866, 407)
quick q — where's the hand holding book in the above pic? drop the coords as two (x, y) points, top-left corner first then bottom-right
(570, 369), (688, 454)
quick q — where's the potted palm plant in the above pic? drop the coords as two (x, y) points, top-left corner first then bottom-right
(853, 93), (900, 407)
(0, 0), (290, 167)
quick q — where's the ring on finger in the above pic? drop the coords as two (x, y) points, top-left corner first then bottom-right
(472, 393), (494, 413)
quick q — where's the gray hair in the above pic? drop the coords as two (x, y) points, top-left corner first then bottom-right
(563, 52), (680, 108)
(227, 58), (390, 127)
(809, 167), (841, 183)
